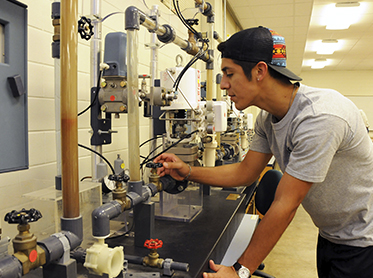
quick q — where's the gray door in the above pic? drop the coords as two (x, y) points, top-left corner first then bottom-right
(0, 0), (28, 173)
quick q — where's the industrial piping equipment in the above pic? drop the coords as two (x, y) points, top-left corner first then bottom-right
(0, 208), (81, 277)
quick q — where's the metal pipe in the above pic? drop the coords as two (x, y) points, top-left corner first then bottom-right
(90, 0), (103, 181)
(133, 7), (212, 63)
(60, 0), (79, 218)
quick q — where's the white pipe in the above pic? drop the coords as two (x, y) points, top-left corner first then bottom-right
(90, 0), (103, 181)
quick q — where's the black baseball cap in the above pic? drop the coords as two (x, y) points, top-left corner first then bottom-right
(217, 26), (302, 81)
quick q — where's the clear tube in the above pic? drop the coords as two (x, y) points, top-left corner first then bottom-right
(127, 30), (141, 181)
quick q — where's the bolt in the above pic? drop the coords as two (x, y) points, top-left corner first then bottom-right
(177, 185), (184, 192)
(120, 81), (127, 87)
(101, 81), (107, 88)
(119, 105), (126, 112)
(101, 104), (107, 112)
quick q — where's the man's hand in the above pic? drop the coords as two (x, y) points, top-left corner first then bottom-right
(153, 153), (190, 181)
(203, 260), (238, 278)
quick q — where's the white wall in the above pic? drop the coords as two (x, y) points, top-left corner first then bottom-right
(300, 70), (373, 130)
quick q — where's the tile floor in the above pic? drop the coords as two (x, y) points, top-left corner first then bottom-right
(259, 205), (319, 278)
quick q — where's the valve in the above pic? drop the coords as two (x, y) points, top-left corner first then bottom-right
(4, 208), (46, 275)
(143, 239), (164, 268)
(108, 173), (130, 183)
(78, 16), (94, 40)
(4, 208), (42, 225)
(144, 239), (163, 250)
(146, 162), (163, 192)
(146, 162), (163, 169)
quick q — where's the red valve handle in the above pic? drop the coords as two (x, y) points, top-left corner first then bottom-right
(144, 239), (163, 249)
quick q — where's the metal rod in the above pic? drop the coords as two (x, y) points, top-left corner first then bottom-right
(61, 0), (80, 218)
(90, 0), (102, 181)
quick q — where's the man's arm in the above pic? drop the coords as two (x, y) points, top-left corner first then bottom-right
(154, 150), (273, 188)
(203, 172), (312, 277)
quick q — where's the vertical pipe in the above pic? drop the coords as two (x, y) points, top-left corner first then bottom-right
(90, 0), (102, 181)
(55, 59), (61, 177)
(149, 5), (159, 155)
(127, 29), (141, 181)
(60, 0), (80, 218)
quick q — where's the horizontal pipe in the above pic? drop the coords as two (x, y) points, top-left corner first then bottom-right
(38, 231), (81, 264)
(126, 6), (212, 63)
(0, 255), (22, 278)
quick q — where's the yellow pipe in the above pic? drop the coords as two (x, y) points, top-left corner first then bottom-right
(60, 0), (80, 218)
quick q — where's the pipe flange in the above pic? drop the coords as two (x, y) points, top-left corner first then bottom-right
(51, 233), (70, 264)
(157, 25), (176, 44)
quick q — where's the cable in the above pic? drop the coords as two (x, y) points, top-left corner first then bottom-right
(78, 69), (103, 116)
(140, 130), (198, 168)
(139, 135), (163, 148)
(78, 143), (115, 175)
(141, 144), (163, 168)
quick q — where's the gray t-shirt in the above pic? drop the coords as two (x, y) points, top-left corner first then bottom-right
(250, 83), (373, 247)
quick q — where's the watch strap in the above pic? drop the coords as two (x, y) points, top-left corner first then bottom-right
(233, 262), (242, 271)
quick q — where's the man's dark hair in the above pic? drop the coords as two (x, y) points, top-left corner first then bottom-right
(233, 60), (291, 85)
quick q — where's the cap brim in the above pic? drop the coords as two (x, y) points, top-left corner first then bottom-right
(268, 64), (302, 81)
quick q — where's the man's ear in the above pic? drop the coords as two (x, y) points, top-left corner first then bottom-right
(255, 62), (269, 81)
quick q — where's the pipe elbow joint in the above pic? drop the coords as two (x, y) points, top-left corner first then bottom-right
(202, 2), (214, 18)
(91, 201), (122, 238)
(125, 6), (140, 30)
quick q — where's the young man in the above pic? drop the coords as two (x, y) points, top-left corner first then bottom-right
(154, 27), (373, 278)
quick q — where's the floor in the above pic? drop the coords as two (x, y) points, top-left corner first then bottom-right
(259, 205), (319, 278)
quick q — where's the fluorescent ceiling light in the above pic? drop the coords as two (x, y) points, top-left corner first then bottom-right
(316, 39), (339, 55)
(311, 59), (328, 69)
(325, 2), (362, 30)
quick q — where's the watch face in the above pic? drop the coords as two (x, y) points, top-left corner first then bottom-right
(238, 267), (250, 278)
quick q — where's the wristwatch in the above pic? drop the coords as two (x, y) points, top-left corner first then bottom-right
(233, 262), (251, 278)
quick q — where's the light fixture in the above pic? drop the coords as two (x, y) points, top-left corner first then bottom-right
(316, 39), (339, 55)
(325, 2), (361, 30)
(311, 59), (328, 69)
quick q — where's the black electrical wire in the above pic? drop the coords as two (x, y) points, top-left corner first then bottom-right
(139, 135), (163, 148)
(78, 143), (115, 175)
(173, 0), (199, 37)
(171, 0), (209, 94)
(141, 143), (164, 168)
(78, 69), (103, 117)
(140, 130), (199, 168)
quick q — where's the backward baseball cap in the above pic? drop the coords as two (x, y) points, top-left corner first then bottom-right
(217, 26), (302, 81)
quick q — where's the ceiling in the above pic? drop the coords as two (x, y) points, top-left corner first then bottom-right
(226, 0), (373, 75)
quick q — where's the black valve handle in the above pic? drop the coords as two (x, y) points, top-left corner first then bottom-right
(78, 16), (94, 40)
(4, 208), (42, 225)
(146, 162), (163, 169)
(108, 173), (130, 183)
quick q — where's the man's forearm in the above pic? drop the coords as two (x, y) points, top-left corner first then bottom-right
(238, 199), (298, 273)
(189, 150), (272, 188)
(189, 163), (256, 187)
